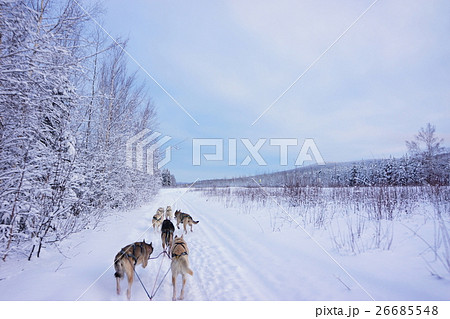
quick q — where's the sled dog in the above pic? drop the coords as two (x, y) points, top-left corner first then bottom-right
(174, 210), (199, 234)
(171, 235), (193, 300)
(114, 240), (153, 300)
(161, 219), (175, 253)
(165, 205), (173, 219)
(152, 207), (164, 231)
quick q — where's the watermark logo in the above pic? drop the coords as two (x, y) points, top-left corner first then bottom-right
(192, 138), (325, 167)
(126, 129), (172, 175)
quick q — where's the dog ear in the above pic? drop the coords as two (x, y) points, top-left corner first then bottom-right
(143, 239), (146, 243)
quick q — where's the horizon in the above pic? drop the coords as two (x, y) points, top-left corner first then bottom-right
(176, 149), (450, 184)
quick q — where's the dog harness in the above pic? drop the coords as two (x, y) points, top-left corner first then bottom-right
(171, 242), (188, 259)
(179, 213), (190, 223)
(120, 242), (145, 265)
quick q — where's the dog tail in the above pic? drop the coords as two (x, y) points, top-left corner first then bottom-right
(192, 220), (199, 224)
(114, 255), (124, 279)
(181, 258), (194, 276)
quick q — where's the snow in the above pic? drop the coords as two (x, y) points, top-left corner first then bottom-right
(0, 188), (449, 301)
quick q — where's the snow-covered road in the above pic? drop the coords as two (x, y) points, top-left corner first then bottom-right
(0, 188), (449, 301)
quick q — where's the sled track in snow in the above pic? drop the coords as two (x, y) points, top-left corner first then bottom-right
(179, 195), (276, 300)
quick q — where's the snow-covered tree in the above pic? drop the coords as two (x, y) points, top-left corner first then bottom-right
(406, 123), (447, 185)
(162, 169), (176, 187)
(0, 0), (160, 260)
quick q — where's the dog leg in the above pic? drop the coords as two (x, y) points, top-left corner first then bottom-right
(116, 277), (121, 295)
(172, 275), (177, 301)
(126, 279), (132, 300)
(179, 274), (186, 300)
(126, 270), (133, 300)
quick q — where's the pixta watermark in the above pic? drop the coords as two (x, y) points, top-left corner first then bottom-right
(126, 133), (325, 174)
(126, 129), (172, 175)
(192, 138), (325, 167)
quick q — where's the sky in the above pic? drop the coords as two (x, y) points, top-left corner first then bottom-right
(85, 0), (450, 182)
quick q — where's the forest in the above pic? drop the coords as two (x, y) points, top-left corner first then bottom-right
(0, 0), (160, 261)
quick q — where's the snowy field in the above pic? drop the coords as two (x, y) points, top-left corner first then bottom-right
(0, 187), (449, 301)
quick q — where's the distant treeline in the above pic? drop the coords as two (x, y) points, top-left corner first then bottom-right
(195, 124), (449, 188)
